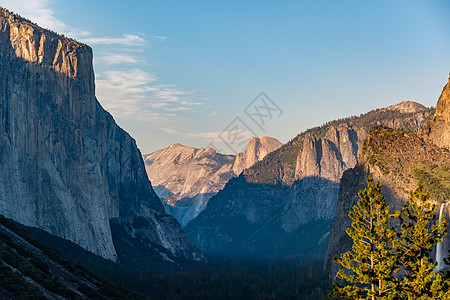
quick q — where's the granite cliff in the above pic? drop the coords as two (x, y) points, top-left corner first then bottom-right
(185, 101), (434, 256)
(326, 75), (450, 278)
(0, 8), (203, 263)
(423, 73), (450, 149)
(143, 136), (282, 227)
(324, 125), (450, 278)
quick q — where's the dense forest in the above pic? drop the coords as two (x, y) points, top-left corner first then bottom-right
(0, 215), (330, 299)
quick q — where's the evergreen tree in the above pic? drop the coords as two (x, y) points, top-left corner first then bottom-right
(395, 185), (448, 299)
(444, 250), (450, 279)
(330, 175), (399, 300)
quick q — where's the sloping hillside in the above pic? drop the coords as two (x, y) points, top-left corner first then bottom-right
(324, 125), (450, 277)
(0, 215), (146, 300)
(185, 101), (434, 257)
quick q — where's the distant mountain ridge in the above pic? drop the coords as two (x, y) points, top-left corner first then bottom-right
(185, 101), (435, 257)
(325, 75), (450, 278)
(243, 100), (433, 186)
(143, 136), (282, 226)
(325, 125), (450, 278)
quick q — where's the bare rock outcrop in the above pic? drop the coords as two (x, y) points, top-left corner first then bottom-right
(0, 7), (203, 263)
(143, 137), (282, 226)
(325, 126), (450, 279)
(423, 74), (450, 149)
(232, 136), (282, 175)
(185, 101), (435, 256)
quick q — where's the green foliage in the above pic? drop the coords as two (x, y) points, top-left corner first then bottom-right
(0, 215), (147, 300)
(331, 175), (399, 299)
(331, 179), (450, 299)
(244, 105), (434, 185)
(395, 185), (448, 299)
(0, 214), (332, 299)
(0, 264), (46, 300)
(411, 165), (450, 203)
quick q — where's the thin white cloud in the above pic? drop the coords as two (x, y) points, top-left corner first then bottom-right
(1, 1), (146, 48)
(155, 129), (225, 141)
(153, 35), (168, 41)
(69, 30), (92, 38)
(3, 1), (203, 130)
(187, 131), (226, 140)
(160, 127), (180, 135)
(96, 68), (202, 124)
(83, 34), (145, 46)
(96, 53), (140, 65)
(2, 0), (67, 32)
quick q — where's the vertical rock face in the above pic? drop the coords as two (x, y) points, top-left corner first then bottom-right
(325, 126), (450, 278)
(185, 102), (435, 256)
(326, 76), (450, 279)
(423, 74), (450, 149)
(294, 126), (358, 183)
(143, 136), (282, 227)
(0, 8), (203, 263)
(232, 136), (283, 175)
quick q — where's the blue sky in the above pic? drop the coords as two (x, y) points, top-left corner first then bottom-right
(3, 0), (450, 154)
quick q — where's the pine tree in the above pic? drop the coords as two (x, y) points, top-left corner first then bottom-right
(444, 250), (450, 279)
(330, 175), (399, 300)
(395, 185), (448, 299)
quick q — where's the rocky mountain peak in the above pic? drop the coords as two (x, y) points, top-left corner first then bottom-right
(423, 73), (450, 148)
(325, 125), (450, 276)
(232, 136), (283, 175)
(143, 136), (282, 226)
(385, 101), (426, 114)
(187, 101), (435, 257)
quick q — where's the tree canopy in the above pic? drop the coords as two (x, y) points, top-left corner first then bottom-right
(331, 176), (449, 300)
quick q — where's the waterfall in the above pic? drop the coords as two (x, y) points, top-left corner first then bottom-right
(435, 202), (446, 272)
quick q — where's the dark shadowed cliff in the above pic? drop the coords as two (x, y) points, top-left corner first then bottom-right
(325, 75), (450, 278)
(0, 7), (203, 263)
(185, 101), (434, 257)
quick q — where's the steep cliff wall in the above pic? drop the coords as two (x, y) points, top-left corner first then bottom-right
(232, 136), (283, 175)
(423, 73), (450, 149)
(0, 8), (203, 263)
(325, 126), (450, 278)
(185, 102), (434, 256)
(326, 75), (450, 278)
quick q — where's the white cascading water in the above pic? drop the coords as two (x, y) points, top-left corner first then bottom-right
(435, 202), (446, 272)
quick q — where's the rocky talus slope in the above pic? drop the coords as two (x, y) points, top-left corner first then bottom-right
(143, 136), (282, 226)
(0, 7), (203, 263)
(185, 101), (434, 256)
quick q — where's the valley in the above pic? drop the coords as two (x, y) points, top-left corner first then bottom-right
(0, 3), (449, 299)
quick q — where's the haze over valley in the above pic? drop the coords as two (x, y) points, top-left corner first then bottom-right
(0, 2), (450, 299)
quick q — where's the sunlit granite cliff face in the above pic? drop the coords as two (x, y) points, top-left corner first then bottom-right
(143, 136), (282, 227)
(326, 75), (450, 278)
(423, 73), (450, 149)
(0, 8), (203, 263)
(324, 126), (450, 278)
(185, 101), (435, 257)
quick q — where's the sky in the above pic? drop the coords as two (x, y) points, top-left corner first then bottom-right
(2, 0), (450, 154)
